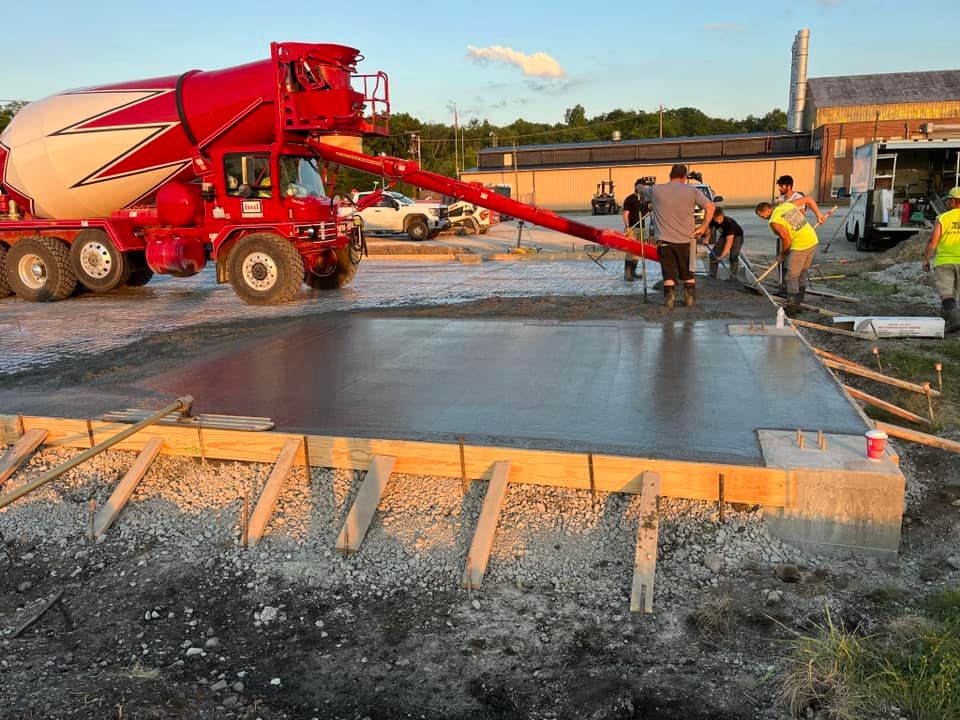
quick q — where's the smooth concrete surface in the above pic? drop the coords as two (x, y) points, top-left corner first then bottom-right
(143, 315), (869, 466)
(759, 430), (905, 558)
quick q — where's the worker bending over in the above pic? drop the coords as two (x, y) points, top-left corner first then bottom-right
(755, 196), (827, 311)
(923, 187), (960, 332)
(707, 207), (743, 279)
(646, 164), (715, 308)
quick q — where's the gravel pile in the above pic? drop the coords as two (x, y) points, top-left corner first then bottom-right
(863, 261), (939, 307)
(0, 444), (805, 614)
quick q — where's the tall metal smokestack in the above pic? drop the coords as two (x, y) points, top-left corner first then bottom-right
(787, 28), (810, 133)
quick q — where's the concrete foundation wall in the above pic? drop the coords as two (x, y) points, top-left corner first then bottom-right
(465, 156), (820, 211)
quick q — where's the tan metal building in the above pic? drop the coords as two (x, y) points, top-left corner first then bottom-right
(465, 132), (819, 211)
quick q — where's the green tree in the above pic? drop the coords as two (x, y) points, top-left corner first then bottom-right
(0, 101), (26, 134)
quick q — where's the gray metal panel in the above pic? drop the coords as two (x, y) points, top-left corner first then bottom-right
(808, 70), (960, 108)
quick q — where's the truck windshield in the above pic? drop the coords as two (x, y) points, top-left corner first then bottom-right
(279, 156), (325, 198)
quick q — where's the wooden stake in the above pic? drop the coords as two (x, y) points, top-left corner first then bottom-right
(844, 385), (928, 425)
(817, 430), (827, 451)
(588, 452), (597, 507)
(822, 357), (941, 397)
(462, 461), (511, 589)
(302, 435), (311, 484)
(630, 472), (661, 614)
(92, 437), (163, 539)
(16, 414), (25, 438)
(85, 419), (95, 449)
(459, 436), (467, 494)
(335, 455), (396, 555)
(872, 346), (883, 373)
(936, 362), (943, 392)
(196, 420), (207, 469)
(0, 428), (48, 488)
(923, 383), (935, 422)
(246, 438), (301, 548)
(10, 590), (66, 639)
(875, 421), (960, 453)
(718, 473), (725, 523)
(790, 317), (875, 339)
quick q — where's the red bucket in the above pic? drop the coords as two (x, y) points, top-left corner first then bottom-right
(865, 430), (888, 461)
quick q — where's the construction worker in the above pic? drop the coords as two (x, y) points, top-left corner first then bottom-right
(755, 196), (827, 312)
(707, 207), (743, 279)
(621, 178), (650, 281)
(922, 186), (960, 332)
(774, 175), (805, 206)
(645, 164), (715, 308)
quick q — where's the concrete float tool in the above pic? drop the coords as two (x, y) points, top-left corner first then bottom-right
(101, 408), (274, 431)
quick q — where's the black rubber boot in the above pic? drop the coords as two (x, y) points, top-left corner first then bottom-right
(727, 259), (739, 279)
(786, 294), (802, 315)
(942, 299), (960, 332)
(684, 283), (696, 308)
(624, 260), (637, 281)
(708, 256), (719, 278)
(663, 285), (676, 308)
(797, 286), (806, 305)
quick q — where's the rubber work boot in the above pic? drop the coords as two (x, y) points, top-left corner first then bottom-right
(684, 284), (696, 308)
(728, 259), (739, 279)
(785, 294), (802, 316)
(663, 285), (676, 309)
(942, 298), (960, 333)
(797, 286), (806, 305)
(624, 260), (637, 282)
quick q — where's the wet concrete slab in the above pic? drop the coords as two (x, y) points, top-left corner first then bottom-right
(141, 315), (868, 466)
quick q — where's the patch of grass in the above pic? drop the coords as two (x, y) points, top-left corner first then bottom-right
(839, 277), (903, 299)
(885, 349), (939, 382)
(927, 587), (960, 625)
(780, 604), (960, 720)
(691, 594), (737, 639)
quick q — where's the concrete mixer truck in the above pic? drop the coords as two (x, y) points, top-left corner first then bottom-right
(0, 42), (656, 305)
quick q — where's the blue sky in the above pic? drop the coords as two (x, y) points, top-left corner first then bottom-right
(2, 0), (956, 126)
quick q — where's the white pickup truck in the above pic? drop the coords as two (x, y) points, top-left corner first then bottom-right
(356, 190), (450, 241)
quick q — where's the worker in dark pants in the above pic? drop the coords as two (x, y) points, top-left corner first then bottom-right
(645, 164), (715, 307)
(707, 207), (743, 279)
(923, 186), (960, 332)
(621, 179), (650, 281)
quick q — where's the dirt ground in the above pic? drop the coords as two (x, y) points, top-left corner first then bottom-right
(2, 259), (959, 720)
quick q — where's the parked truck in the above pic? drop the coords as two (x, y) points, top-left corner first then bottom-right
(845, 139), (960, 251)
(0, 43), (656, 305)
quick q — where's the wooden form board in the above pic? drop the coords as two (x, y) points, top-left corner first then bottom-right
(463, 461), (511, 590)
(92, 437), (163, 539)
(0, 415), (792, 507)
(630, 472), (661, 614)
(246, 438), (302, 548)
(0, 428), (48, 487)
(823, 357), (941, 397)
(335, 455), (396, 555)
(844, 386), (928, 425)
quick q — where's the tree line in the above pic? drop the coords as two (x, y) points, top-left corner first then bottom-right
(0, 101), (787, 197)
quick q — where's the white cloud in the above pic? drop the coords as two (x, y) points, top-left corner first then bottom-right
(704, 22), (744, 31)
(466, 45), (565, 78)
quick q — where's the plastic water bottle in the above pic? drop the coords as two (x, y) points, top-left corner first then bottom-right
(776, 306), (786, 329)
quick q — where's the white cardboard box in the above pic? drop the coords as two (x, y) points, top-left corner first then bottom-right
(833, 316), (945, 338)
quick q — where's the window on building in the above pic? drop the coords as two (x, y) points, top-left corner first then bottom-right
(833, 139), (847, 159)
(853, 137), (865, 151)
(830, 174), (846, 198)
(502, 153), (513, 168)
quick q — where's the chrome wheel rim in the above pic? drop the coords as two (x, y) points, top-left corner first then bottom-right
(79, 241), (112, 279)
(17, 253), (47, 290)
(241, 252), (278, 291)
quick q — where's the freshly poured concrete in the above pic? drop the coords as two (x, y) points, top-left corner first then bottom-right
(144, 315), (868, 466)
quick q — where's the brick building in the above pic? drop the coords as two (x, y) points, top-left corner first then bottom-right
(803, 70), (960, 200)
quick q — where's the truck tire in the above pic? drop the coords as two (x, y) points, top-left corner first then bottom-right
(406, 217), (429, 241)
(70, 229), (130, 292)
(856, 227), (872, 252)
(228, 232), (304, 305)
(125, 253), (154, 287)
(0, 245), (11, 297)
(852, 223), (864, 251)
(7, 236), (78, 301)
(306, 243), (361, 290)
(464, 218), (481, 235)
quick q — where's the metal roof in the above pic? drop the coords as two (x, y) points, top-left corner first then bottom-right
(478, 130), (801, 154)
(807, 70), (960, 108)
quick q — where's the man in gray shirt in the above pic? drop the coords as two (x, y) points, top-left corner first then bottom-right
(646, 164), (716, 307)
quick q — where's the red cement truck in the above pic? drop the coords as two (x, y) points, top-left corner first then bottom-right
(0, 42), (656, 305)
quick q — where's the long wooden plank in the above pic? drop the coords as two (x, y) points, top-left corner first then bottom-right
(789, 316), (875, 339)
(875, 421), (960, 453)
(844, 386), (928, 425)
(0, 415), (791, 506)
(246, 438), (301, 548)
(92, 437), (163, 539)
(0, 428), (48, 487)
(463, 461), (511, 590)
(335, 455), (396, 555)
(823, 358), (941, 397)
(630, 471), (661, 614)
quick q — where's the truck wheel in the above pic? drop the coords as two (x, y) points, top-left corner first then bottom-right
(306, 243), (361, 290)
(124, 253), (154, 287)
(228, 232), (304, 305)
(856, 227), (872, 252)
(0, 245), (11, 297)
(464, 218), (481, 235)
(852, 223), (863, 251)
(406, 218), (429, 241)
(70, 229), (130, 292)
(7, 236), (77, 301)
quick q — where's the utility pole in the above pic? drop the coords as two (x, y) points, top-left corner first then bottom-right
(453, 102), (460, 177)
(408, 132), (421, 167)
(659, 105), (664, 139)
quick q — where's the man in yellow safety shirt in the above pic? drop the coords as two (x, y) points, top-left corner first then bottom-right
(923, 186), (960, 332)
(755, 196), (827, 311)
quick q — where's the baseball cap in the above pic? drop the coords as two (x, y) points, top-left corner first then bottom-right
(948, 187), (960, 199)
